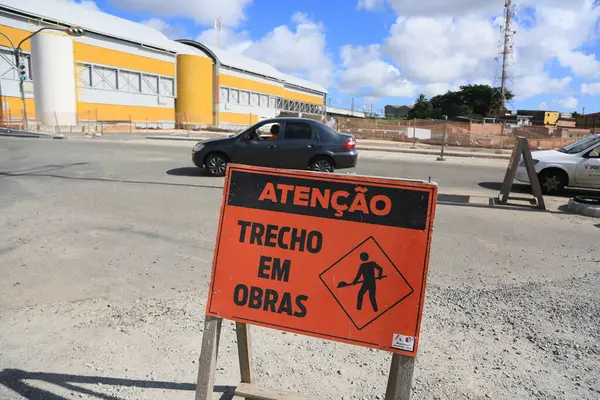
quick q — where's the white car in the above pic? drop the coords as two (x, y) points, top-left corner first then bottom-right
(516, 134), (600, 194)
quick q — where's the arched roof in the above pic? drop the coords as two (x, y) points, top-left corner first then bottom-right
(0, 0), (327, 95)
(176, 39), (327, 95)
(0, 0), (177, 52)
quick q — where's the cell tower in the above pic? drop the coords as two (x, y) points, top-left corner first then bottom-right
(493, 0), (516, 116)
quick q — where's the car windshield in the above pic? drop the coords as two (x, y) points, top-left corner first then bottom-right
(559, 136), (600, 154)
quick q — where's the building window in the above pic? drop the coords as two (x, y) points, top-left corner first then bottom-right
(92, 66), (117, 90)
(119, 70), (141, 92)
(220, 87), (229, 103)
(76, 64), (92, 87)
(1, 50), (31, 80)
(239, 91), (249, 105)
(260, 94), (268, 108)
(250, 93), (259, 107)
(160, 77), (175, 97)
(230, 89), (239, 104)
(269, 96), (276, 109)
(142, 74), (159, 95)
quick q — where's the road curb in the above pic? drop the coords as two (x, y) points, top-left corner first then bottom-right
(358, 146), (511, 160)
(0, 131), (65, 139)
(147, 135), (208, 141)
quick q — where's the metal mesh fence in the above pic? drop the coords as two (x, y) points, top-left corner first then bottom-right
(333, 117), (596, 150)
(1, 108), (596, 150)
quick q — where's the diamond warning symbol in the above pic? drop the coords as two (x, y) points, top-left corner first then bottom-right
(320, 237), (414, 330)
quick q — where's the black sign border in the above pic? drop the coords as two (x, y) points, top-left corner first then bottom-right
(206, 165), (437, 355)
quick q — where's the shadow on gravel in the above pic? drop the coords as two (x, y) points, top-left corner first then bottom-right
(478, 181), (600, 199)
(166, 167), (206, 177)
(0, 369), (234, 400)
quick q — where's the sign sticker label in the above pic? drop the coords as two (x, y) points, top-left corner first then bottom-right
(206, 165), (437, 356)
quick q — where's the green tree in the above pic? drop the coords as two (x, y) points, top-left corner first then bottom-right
(572, 111), (581, 119)
(430, 84), (514, 119)
(407, 94), (433, 119)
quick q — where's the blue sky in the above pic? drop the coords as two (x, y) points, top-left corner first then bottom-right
(77, 0), (600, 114)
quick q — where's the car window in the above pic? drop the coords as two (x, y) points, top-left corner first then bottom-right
(560, 136), (600, 154)
(589, 145), (600, 157)
(283, 122), (312, 140)
(249, 122), (280, 141)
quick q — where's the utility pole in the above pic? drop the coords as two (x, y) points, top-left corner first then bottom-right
(499, 0), (514, 115)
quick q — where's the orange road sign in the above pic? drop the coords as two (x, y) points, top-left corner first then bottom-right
(206, 164), (437, 356)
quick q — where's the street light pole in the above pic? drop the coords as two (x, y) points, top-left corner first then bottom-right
(15, 27), (58, 130)
(12, 26), (84, 130)
(0, 32), (17, 126)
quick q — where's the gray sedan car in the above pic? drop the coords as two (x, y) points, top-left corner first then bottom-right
(192, 118), (358, 176)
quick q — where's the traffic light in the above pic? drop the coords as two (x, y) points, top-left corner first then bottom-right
(18, 63), (27, 81)
(66, 27), (84, 37)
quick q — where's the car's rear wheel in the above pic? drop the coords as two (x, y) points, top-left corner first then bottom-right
(205, 153), (228, 177)
(538, 169), (567, 194)
(309, 157), (334, 173)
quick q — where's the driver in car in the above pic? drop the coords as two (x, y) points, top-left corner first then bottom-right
(268, 124), (279, 140)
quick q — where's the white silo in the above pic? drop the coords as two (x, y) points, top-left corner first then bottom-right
(30, 31), (77, 126)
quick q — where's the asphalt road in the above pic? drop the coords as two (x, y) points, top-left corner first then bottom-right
(1, 136), (599, 400)
(0, 136), (507, 196)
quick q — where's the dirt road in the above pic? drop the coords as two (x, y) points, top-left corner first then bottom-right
(1, 137), (599, 399)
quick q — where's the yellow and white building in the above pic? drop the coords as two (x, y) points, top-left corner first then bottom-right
(0, 0), (327, 130)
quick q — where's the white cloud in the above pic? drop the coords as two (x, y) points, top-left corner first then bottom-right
(349, 0), (600, 101)
(59, 0), (99, 10)
(539, 102), (549, 109)
(78, 0), (99, 10)
(111, 0), (252, 27)
(196, 28), (253, 54)
(512, 75), (572, 99)
(581, 82), (600, 95)
(243, 13), (334, 86)
(141, 18), (186, 39)
(338, 44), (416, 99)
(198, 13), (334, 87)
(558, 52), (600, 79)
(556, 96), (579, 110)
(357, 0), (385, 11)
(385, 16), (499, 84)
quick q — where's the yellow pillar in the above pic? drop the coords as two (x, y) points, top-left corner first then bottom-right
(176, 54), (214, 126)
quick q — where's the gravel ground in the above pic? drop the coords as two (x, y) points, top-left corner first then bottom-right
(1, 137), (599, 399)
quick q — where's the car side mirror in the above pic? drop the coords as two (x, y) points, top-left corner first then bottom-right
(588, 151), (599, 158)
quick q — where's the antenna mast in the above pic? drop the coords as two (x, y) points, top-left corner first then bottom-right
(498, 0), (515, 114)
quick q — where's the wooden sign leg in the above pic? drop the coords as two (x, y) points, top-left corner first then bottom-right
(235, 322), (254, 384)
(195, 316), (223, 400)
(498, 139), (525, 204)
(521, 143), (546, 210)
(385, 354), (415, 400)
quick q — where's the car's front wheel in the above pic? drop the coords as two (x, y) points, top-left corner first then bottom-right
(538, 169), (567, 194)
(205, 153), (228, 177)
(309, 157), (335, 173)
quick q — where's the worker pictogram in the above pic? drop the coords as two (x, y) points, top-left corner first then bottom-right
(320, 237), (414, 330)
